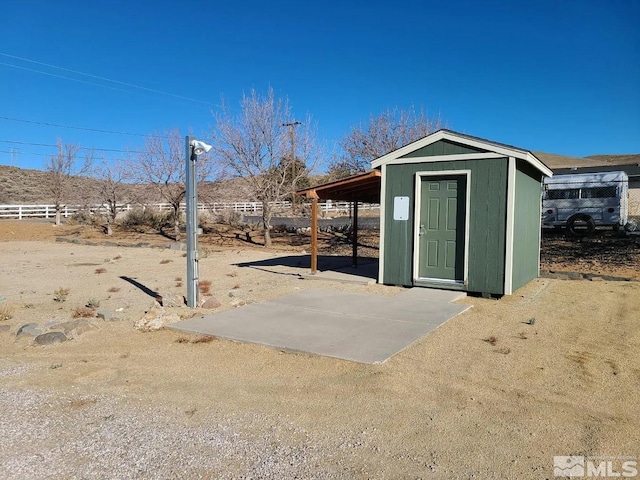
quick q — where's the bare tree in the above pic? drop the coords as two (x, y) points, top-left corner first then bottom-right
(330, 106), (443, 178)
(45, 140), (92, 226)
(93, 158), (133, 235)
(212, 87), (318, 247)
(133, 129), (213, 241)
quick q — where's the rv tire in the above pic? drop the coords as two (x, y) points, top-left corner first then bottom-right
(566, 214), (595, 236)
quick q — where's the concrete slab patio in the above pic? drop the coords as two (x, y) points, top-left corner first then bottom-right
(170, 288), (471, 364)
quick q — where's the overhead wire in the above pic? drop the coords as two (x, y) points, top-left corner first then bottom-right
(0, 115), (167, 139)
(0, 139), (144, 155)
(0, 52), (215, 107)
(0, 52), (215, 163)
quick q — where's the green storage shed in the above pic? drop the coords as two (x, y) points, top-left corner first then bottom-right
(372, 129), (553, 296)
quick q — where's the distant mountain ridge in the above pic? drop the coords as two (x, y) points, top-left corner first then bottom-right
(534, 152), (640, 169)
(0, 165), (255, 205)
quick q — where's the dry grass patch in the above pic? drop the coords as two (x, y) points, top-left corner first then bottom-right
(108, 287), (120, 293)
(199, 280), (212, 295)
(95, 268), (107, 274)
(0, 304), (13, 321)
(73, 306), (95, 318)
(175, 335), (215, 344)
(484, 335), (498, 346)
(159, 259), (172, 264)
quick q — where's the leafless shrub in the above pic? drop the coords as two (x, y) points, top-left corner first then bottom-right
(95, 268), (107, 274)
(160, 259), (172, 264)
(108, 287), (120, 293)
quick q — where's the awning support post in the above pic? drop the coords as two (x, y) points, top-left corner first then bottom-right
(311, 196), (318, 274)
(352, 201), (358, 268)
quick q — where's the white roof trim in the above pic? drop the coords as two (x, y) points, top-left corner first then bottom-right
(371, 130), (553, 177)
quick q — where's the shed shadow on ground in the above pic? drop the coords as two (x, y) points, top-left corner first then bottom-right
(233, 255), (378, 280)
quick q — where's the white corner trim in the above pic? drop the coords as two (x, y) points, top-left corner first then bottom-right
(412, 170), (471, 286)
(504, 157), (516, 295)
(378, 164), (387, 284)
(537, 177), (543, 277)
(526, 152), (553, 177)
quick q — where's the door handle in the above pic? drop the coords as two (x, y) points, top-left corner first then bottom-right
(419, 225), (426, 236)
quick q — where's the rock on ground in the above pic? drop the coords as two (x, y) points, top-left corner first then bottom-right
(34, 332), (68, 345)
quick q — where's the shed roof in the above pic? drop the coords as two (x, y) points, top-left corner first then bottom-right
(371, 129), (553, 177)
(297, 170), (381, 203)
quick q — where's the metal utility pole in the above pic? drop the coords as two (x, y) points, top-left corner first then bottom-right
(185, 136), (199, 308)
(282, 121), (301, 210)
(185, 136), (212, 308)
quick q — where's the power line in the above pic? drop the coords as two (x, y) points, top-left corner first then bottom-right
(0, 139), (144, 154)
(0, 115), (166, 139)
(0, 52), (215, 106)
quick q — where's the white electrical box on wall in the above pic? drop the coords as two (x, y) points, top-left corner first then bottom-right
(393, 196), (409, 221)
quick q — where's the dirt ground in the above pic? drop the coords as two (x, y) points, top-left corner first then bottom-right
(1, 220), (639, 479)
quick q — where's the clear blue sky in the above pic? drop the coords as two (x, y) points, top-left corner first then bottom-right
(1, 0), (638, 171)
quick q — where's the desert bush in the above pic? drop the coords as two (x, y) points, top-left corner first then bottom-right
(86, 298), (100, 309)
(120, 208), (173, 230)
(68, 210), (104, 226)
(54, 288), (70, 303)
(213, 210), (244, 227)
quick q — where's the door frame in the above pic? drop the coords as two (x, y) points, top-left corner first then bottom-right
(413, 170), (471, 287)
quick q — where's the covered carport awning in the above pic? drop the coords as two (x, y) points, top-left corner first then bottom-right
(297, 170), (382, 273)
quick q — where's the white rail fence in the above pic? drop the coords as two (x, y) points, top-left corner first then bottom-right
(0, 201), (380, 220)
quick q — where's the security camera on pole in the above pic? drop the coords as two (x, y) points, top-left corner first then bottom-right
(185, 136), (212, 308)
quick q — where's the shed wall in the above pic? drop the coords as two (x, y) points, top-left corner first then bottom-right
(383, 158), (508, 294)
(512, 160), (543, 292)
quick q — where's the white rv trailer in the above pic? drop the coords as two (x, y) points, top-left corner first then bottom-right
(542, 171), (629, 235)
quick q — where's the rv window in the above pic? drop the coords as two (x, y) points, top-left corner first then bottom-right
(581, 186), (617, 199)
(546, 189), (579, 200)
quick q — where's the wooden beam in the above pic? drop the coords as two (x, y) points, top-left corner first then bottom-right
(311, 197), (318, 274)
(352, 200), (358, 267)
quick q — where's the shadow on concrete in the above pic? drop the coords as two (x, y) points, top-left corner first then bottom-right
(234, 255), (378, 280)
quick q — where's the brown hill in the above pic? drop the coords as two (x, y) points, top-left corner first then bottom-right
(534, 151), (640, 170)
(0, 165), (258, 205)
